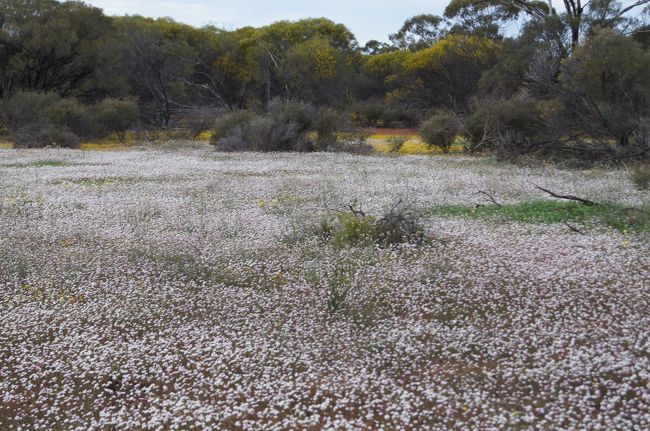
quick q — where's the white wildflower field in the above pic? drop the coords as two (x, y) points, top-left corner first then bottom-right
(1, 146), (649, 430)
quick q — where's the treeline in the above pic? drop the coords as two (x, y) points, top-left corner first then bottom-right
(0, 0), (649, 161)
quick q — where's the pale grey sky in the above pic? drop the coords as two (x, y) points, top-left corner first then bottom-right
(85, 0), (448, 44)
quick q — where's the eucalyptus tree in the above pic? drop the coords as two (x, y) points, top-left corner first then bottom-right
(0, 0), (114, 98)
(444, 0), (649, 50)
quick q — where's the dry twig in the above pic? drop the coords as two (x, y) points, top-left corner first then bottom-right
(477, 190), (502, 207)
(529, 181), (596, 206)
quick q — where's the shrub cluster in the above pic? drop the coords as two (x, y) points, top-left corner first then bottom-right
(211, 101), (369, 153)
(0, 91), (139, 148)
(464, 95), (545, 156)
(350, 102), (420, 128)
(317, 200), (425, 248)
(420, 109), (462, 153)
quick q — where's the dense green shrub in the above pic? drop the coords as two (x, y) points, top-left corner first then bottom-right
(93, 98), (139, 143)
(247, 116), (304, 152)
(211, 107), (309, 152)
(0, 92), (84, 148)
(44, 99), (93, 137)
(313, 108), (347, 149)
(465, 95), (545, 155)
(0, 91), (60, 133)
(350, 102), (385, 127)
(211, 102), (355, 152)
(420, 109), (461, 153)
(270, 100), (315, 136)
(212, 110), (256, 146)
(559, 31), (650, 148)
(13, 123), (80, 148)
(0, 92), (141, 146)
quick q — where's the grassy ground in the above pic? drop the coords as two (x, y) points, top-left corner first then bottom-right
(429, 200), (650, 232)
(0, 146), (648, 430)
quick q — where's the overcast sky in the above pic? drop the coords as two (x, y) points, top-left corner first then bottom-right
(85, 0), (448, 44)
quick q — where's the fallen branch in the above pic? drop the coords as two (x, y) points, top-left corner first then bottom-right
(529, 182), (596, 206)
(477, 190), (502, 208)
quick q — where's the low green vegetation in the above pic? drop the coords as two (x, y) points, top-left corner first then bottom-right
(429, 200), (650, 232)
(1, 160), (71, 168)
(313, 201), (426, 248)
(53, 176), (147, 187)
(419, 109), (461, 153)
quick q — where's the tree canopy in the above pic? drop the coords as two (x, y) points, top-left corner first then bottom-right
(0, 0), (649, 160)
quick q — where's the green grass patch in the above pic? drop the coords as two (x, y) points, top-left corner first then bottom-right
(1, 159), (72, 168)
(429, 200), (650, 232)
(54, 177), (133, 187)
(53, 176), (173, 187)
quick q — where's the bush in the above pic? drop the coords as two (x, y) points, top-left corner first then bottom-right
(212, 102), (347, 152)
(93, 98), (139, 143)
(559, 30), (650, 148)
(211, 108), (307, 152)
(270, 100), (315, 136)
(13, 123), (80, 149)
(246, 116), (302, 152)
(313, 108), (348, 149)
(0, 91), (60, 133)
(350, 102), (385, 127)
(420, 109), (461, 153)
(465, 95), (545, 156)
(211, 102), (370, 153)
(632, 163), (650, 190)
(44, 99), (93, 138)
(211, 110), (257, 151)
(0, 93), (140, 145)
(318, 200), (425, 247)
(212, 111), (255, 139)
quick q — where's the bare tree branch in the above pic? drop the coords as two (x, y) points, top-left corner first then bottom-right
(529, 181), (597, 205)
(477, 190), (503, 207)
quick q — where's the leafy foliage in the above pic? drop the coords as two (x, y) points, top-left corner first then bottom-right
(317, 201), (425, 248)
(93, 98), (139, 143)
(0, 0), (116, 97)
(389, 14), (446, 51)
(464, 95), (546, 155)
(558, 30), (650, 147)
(420, 110), (462, 153)
(211, 103), (312, 152)
(1, 1), (649, 159)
